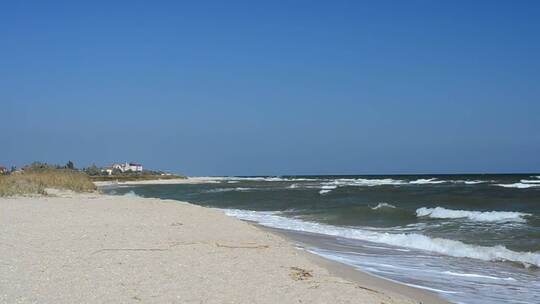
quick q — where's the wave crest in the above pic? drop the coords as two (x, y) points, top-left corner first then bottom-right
(223, 209), (540, 267)
(495, 183), (540, 189)
(371, 203), (397, 210)
(416, 207), (530, 222)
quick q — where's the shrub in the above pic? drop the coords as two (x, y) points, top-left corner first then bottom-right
(0, 168), (96, 197)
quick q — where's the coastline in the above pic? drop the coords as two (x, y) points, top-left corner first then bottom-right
(93, 177), (219, 187)
(259, 225), (449, 304)
(0, 190), (449, 303)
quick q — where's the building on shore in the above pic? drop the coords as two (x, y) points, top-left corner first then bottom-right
(103, 162), (143, 175)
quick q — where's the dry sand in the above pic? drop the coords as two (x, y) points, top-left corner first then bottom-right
(1, 191), (446, 303)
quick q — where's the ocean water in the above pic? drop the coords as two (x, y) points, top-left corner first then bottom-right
(103, 174), (540, 304)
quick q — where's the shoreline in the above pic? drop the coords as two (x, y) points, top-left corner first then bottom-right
(1, 190), (448, 303)
(257, 225), (449, 304)
(94, 179), (449, 303)
(93, 177), (219, 187)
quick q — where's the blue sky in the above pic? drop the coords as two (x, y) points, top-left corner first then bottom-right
(1, 1), (539, 175)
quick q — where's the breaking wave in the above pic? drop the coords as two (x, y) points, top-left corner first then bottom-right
(205, 187), (254, 193)
(495, 183), (540, 189)
(371, 203), (397, 210)
(319, 185), (337, 195)
(327, 178), (405, 187)
(409, 178), (446, 184)
(521, 179), (540, 184)
(416, 207), (530, 223)
(122, 190), (141, 198)
(223, 209), (540, 267)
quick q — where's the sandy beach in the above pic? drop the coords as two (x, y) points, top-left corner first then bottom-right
(0, 190), (450, 304)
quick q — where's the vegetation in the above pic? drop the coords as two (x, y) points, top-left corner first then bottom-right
(0, 166), (96, 197)
(0, 160), (184, 196)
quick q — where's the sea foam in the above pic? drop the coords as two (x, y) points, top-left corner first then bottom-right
(328, 178), (405, 187)
(371, 203), (397, 210)
(223, 209), (540, 267)
(319, 185), (337, 195)
(495, 183), (540, 189)
(409, 178), (446, 184)
(416, 207), (530, 222)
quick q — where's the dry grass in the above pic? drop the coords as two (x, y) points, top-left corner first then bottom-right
(0, 169), (96, 197)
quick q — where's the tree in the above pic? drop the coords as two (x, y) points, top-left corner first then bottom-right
(85, 164), (100, 176)
(66, 161), (75, 170)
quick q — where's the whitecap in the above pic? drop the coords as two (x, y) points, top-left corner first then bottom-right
(319, 185), (336, 195)
(223, 209), (540, 267)
(371, 203), (396, 210)
(206, 187), (254, 193)
(122, 190), (141, 198)
(416, 207), (530, 222)
(328, 178), (405, 187)
(494, 183), (540, 189)
(409, 178), (446, 184)
(520, 179), (540, 184)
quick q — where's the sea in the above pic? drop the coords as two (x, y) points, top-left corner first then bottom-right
(102, 174), (540, 304)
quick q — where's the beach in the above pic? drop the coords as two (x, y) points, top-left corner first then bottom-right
(0, 190), (445, 304)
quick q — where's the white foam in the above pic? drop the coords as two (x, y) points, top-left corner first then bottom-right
(122, 190), (141, 198)
(416, 207), (530, 223)
(223, 209), (540, 267)
(409, 178), (446, 184)
(495, 183), (540, 189)
(449, 180), (487, 185)
(206, 187), (254, 193)
(288, 183), (299, 189)
(442, 271), (516, 281)
(327, 178), (405, 187)
(371, 203), (396, 210)
(319, 185), (337, 195)
(402, 283), (462, 294)
(520, 179), (540, 184)
(463, 180), (486, 184)
(202, 176), (317, 182)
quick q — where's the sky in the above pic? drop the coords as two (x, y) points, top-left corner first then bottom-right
(1, 1), (539, 176)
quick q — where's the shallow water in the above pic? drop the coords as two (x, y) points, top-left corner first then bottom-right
(104, 174), (540, 304)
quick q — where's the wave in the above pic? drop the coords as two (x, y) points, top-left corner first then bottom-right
(319, 185), (337, 195)
(205, 187), (254, 193)
(122, 190), (141, 198)
(520, 179), (540, 184)
(449, 180), (487, 185)
(203, 176), (318, 182)
(416, 207), (530, 222)
(288, 183), (299, 189)
(371, 203), (396, 210)
(328, 178), (406, 187)
(223, 209), (540, 267)
(442, 271), (516, 281)
(409, 178), (446, 185)
(495, 183), (540, 189)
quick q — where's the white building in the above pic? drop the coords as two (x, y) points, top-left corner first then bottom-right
(107, 162), (143, 174)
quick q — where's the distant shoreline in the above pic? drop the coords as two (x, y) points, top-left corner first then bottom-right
(93, 177), (217, 187)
